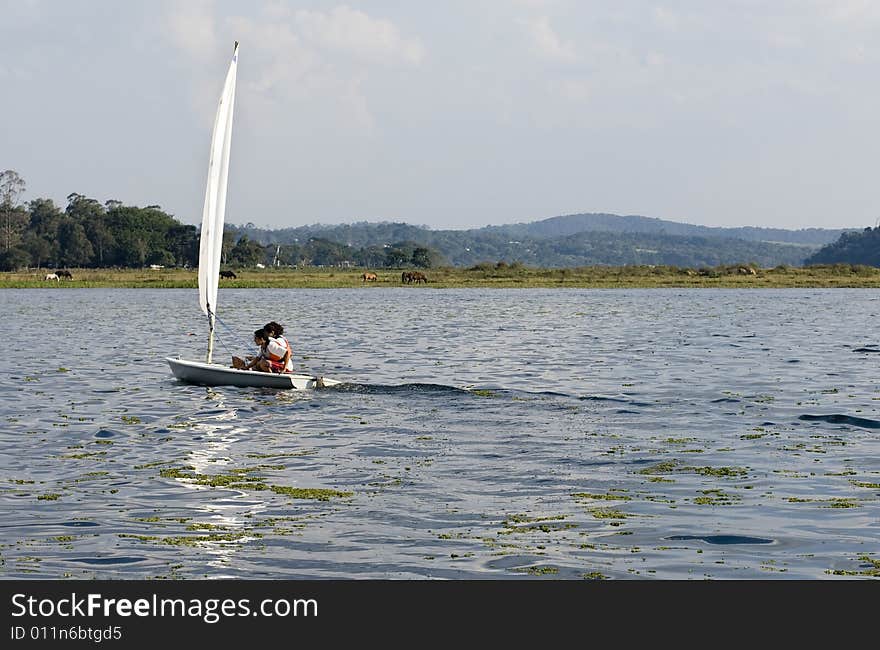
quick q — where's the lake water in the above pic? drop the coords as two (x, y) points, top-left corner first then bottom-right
(1, 288), (878, 579)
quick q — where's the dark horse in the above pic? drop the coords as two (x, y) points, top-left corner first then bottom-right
(220, 270), (237, 279)
(401, 271), (427, 284)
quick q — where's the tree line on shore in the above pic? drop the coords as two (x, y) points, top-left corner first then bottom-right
(1, 169), (873, 272)
(0, 170), (442, 272)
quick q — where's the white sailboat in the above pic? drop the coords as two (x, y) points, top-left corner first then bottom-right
(167, 42), (338, 390)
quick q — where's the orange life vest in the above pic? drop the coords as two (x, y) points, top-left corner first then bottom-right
(265, 337), (287, 362)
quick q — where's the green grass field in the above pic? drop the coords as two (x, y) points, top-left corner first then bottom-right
(4, 263), (880, 289)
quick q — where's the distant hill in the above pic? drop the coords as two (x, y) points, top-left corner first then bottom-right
(481, 213), (850, 246)
(230, 212), (850, 268)
(805, 227), (880, 266)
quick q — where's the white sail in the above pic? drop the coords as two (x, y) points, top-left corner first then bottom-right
(198, 42), (238, 362)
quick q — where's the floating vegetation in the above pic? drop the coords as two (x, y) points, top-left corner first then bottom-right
(470, 389), (497, 398)
(63, 451), (107, 460)
(159, 467), (352, 501)
(826, 556), (880, 577)
(850, 481), (880, 489)
(186, 523), (225, 531)
(268, 486), (353, 501)
(515, 565), (559, 576)
(121, 415), (141, 424)
(690, 466), (748, 478)
(37, 493), (62, 501)
(693, 489), (741, 506)
(571, 492), (632, 501)
(587, 508), (629, 520)
(119, 532), (260, 547)
(638, 460), (679, 475)
(786, 497), (860, 508)
(497, 514), (576, 535)
(583, 572), (609, 580)
(637, 460), (747, 479)
(244, 450), (316, 459)
(823, 499), (859, 509)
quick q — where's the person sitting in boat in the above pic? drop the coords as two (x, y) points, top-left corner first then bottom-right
(232, 328), (289, 373)
(263, 321), (294, 373)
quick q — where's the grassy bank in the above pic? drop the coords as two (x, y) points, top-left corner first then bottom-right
(3, 264), (880, 288)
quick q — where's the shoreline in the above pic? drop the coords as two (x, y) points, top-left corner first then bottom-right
(3, 265), (880, 289)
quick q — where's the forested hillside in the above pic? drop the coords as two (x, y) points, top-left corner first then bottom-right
(0, 169), (852, 271)
(805, 227), (880, 266)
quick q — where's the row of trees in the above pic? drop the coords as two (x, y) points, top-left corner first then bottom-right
(805, 227), (880, 266)
(0, 170), (444, 271)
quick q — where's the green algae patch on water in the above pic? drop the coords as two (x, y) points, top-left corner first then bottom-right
(119, 532), (261, 547)
(637, 460), (680, 475)
(692, 489), (742, 506)
(638, 461), (748, 479)
(244, 450), (316, 459)
(268, 486), (352, 501)
(826, 555), (880, 577)
(688, 465), (749, 478)
(515, 565), (559, 576)
(583, 572), (609, 580)
(37, 493), (62, 501)
(497, 514), (575, 536)
(159, 466), (352, 501)
(850, 481), (880, 489)
(571, 492), (632, 501)
(587, 508), (630, 520)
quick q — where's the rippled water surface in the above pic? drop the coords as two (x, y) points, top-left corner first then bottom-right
(1, 288), (879, 579)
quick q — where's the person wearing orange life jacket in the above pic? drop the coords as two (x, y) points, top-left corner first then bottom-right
(263, 321), (293, 373)
(231, 329), (284, 373)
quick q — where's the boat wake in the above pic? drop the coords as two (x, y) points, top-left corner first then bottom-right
(327, 382), (473, 395)
(798, 413), (880, 429)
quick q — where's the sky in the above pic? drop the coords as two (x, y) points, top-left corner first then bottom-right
(1, 0), (878, 231)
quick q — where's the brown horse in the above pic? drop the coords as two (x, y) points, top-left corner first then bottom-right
(411, 271), (428, 284)
(401, 271), (413, 284)
(361, 272), (378, 282)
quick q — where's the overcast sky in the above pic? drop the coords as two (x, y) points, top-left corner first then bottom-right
(2, 1), (878, 230)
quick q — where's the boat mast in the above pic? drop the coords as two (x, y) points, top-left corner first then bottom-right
(206, 306), (216, 363)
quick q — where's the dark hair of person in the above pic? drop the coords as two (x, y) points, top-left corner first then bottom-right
(253, 328), (268, 342)
(264, 321), (284, 336)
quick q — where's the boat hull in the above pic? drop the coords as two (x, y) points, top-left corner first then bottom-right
(166, 357), (339, 390)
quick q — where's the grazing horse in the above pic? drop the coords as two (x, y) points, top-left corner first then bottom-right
(55, 270), (72, 279)
(220, 270), (237, 279)
(411, 271), (428, 284)
(361, 272), (378, 282)
(44, 273), (59, 281)
(401, 271), (414, 284)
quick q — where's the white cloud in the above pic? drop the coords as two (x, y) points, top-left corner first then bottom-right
(165, 0), (219, 62)
(295, 6), (425, 65)
(522, 16), (576, 62)
(166, 3), (426, 134)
